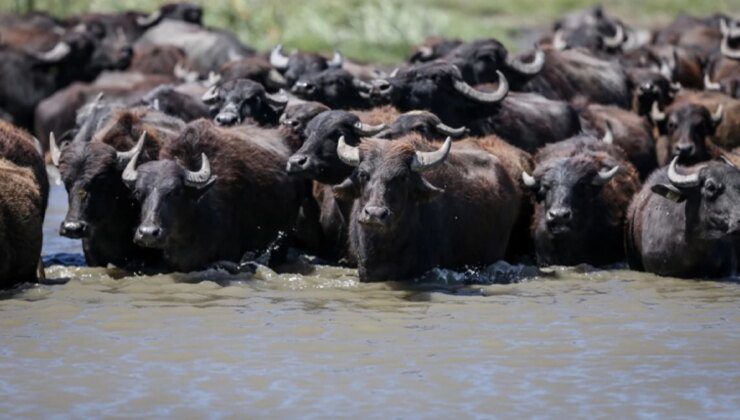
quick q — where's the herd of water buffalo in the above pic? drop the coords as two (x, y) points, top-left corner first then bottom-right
(0, 3), (738, 285)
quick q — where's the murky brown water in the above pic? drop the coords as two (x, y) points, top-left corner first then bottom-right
(1, 176), (739, 417)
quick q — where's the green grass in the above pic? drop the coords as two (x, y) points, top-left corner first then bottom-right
(2, 0), (739, 63)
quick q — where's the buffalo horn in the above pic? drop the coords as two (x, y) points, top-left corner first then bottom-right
(667, 156), (700, 188)
(336, 136), (360, 166)
(411, 137), (452, 172)
(453, 70), (508, 103)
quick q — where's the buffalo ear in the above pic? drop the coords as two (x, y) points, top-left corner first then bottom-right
(651, 183), (686, 202)
(414, 177), (444, 202)
(332, 177), (359, 201)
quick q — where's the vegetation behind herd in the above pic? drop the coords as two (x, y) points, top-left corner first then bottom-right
(3, 0), (738, 63)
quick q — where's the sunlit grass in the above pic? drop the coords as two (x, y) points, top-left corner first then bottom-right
(2, 0), (738, 63)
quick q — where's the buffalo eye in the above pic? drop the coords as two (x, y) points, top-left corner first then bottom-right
(357, 170), (370, 183)
(702, 179), (722, 199)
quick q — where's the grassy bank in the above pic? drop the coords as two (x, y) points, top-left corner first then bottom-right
(3, 0), (738, 63)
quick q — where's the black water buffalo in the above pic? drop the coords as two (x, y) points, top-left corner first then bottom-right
(269, 44), (343, 87)
(291, 68), (373, 109)
(286, 110), (386, 184)
(519, 46), (632, 108)
(0, 120), (49, 286)
(627, 158), (740, 278)
(140, 85), (210, 122)
(218, 55), (288, 90)
(334, 136), (521, 281)
(134, 2), (203, 30)
(407, 37), (463, 63)
(53, 107), (184, 269)
(523, 134), (641, 266)
(123, 119), (304, 272)
(368, 62), (580, 151)
(440, 38), (546, 86)
(0, 25), (132, 129)
(201, 79), (289, 127)
(650, 102), (725, 166)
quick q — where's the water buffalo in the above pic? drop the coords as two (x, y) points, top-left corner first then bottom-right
(651, 102), (725, 166)
(577, 102), (657, 178)
(291, 68), (373, 109)
(626, 158), (740, 278)
(368, 62), (580, 151)
(519, 46), (632, 108)
(140, 85), (210, 122)
(0, 120), (49, 286)
(218, 55), (288, 91)
(523, 134), (640, 266)
(122, 119), (304, 272)
(0, 25), (132, 130)
(334, 135), (521, 281)
(134, 2), (203, 30)
(705, 73), (740, 99)
(278, 101), (330, 151)
(269, 44), (343, 87)
(53, 107), (183, 269)
(375, 111), (469, 141)
(201, 79), (289, 127)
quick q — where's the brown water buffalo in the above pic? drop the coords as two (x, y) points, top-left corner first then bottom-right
(122, 119), (304, 272)
(367, 62), (580, 151)
(523, 134), (640, 266)
(627, 158), (740, 278)
(53, 107), (183, 269)
(334, 135), (521, 281)
(576, 102), (657, 178)
(650, 102), (725, 166)
(278, 101), (330, 151)
(0, 120), (49, 286)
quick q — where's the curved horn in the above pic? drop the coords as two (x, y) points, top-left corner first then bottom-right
(601, 121), (614, 144)
(720, 18), (730, 37)
(506, 49), (545, 75)
(49, 132), (62, 167)
(453, 70), (508, 103)
(667, 156), (700, 188)
(136, 10), (162, 26)
(265, 92), (289, 108)
(93, 91), (105, 104)
(595, 165), (619, 185)
(328, 50), (343, 68)
(353, 121), (386, 136)
(435, 122), (468, 137)
(121, 138), (144, 186)
(522, 171), (537, 188)
(720, 32), (740, 60)
(116, 132), (147, 168)
(270, 44), (290, 69)
(602, 22), (625, 49)
(418, 46), (433, 59)
(268, 68), (288, 86)
(389, 67), (400, 78)
(336, 136), (360, 167)
(411, 137), (452, 172)
(712, 104), (724, 125)
(553, 29), (568, 50)
(32, 137), (44, 158)
(704, 73), (722, 91)
(34, 41), (71, 63)
(183, 154), (213, 188)
(201, 85), (220, 104)
(650, 101), (666, 122)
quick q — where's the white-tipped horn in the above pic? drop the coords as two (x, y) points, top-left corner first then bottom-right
(522, 171), (537, 188)
(136, 10), (162, 26)
(116, 132), (147, 169)
(353, 121), (386, 136)
(704, 73), (722, 91)
(34, 41), (71, 63)
(49, 132), (62, 167)
(328, 50), (343, 68)
(183, 153), (214, 188)
(453, 70), (508, 103)
(411, 137), (452, 172)
(506, 49), (545, 75)
(270, 44), (290, 69)
(553, 29), (568, 50)
(201, 85), (220, 104)
(712, 104), (724, 125)
(602, 22), (625, 49)
(667, 156), (700, 188)
(601, 121), (614, 144)
(595, 165), (619, 184)
(336, 136), (360, 167)
(650, 101), (666, 122)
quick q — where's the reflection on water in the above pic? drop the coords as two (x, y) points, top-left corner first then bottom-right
(1, 177), (738, 417)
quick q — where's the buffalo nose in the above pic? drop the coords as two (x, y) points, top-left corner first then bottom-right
(59, 221), (88, 238)
(215, 113), (238, 126)
(138, 225), (161, 238)
(547, 208), (571, 222)
(363, 206), (390, 221)
(675, 143), (695, 157)
(286, 155), (310, 172)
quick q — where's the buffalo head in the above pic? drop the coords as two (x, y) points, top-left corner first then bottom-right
(651, 102), (723, 165)
(202, 79), (288, 126)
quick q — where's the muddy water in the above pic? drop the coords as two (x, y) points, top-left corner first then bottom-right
(1, 180), (739, 417)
